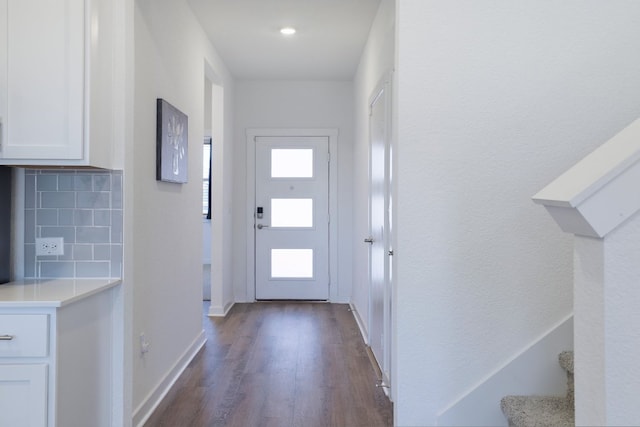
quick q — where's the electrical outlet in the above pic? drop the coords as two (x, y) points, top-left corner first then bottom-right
(140, 333), (150, 354)
(36, 237), (65, 256)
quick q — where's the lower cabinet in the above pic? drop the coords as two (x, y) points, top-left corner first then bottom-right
(0, 364), (48, 427)
(0, 287), (115, 427)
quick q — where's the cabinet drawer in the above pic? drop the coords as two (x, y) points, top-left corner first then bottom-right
(0, 314), (49, 357)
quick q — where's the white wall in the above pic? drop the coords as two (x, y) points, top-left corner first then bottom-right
(209, 77), (235, 315)
(232, 80), (354, 302)
(352, 0), (395, 340)
(394, 1), (640, 425)
(129, 0), (233, 422)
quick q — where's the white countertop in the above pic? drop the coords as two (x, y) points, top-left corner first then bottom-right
(0, 278), (121, 308)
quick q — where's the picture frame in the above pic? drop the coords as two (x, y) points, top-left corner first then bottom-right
(156, 98), (188, 183)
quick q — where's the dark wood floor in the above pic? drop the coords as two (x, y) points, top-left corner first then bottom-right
(144, 302), (393, 427)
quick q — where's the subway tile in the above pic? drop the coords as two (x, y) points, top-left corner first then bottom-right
(112, 175), (122, 209)
(111, 191), (122, 209)
(59, 244), (74, 261)
(112, 173), (122, 189)
(40, 169), (71, 174)
(73, 244), (93, 260)
(58, 175), (74, 191)
(37, 175), (57, 191)
(111, 244), (123, 264)
(24, 170), (122, 279)
(24, 209), (35, 243)
(24, 244), (35, 278)
(111, 210), (123, 243)
(36, 209), (58, 226)
(74, 175), (93, 191)
(94, 245), (111, 260)
(76, 262), (110, 278)
(110, 261), (122, 278)
(77, 192), (110, 209)
(94, 210), (111, 226)
(74, 209), (93, 226)
(41, 192), (75, 208)
(40, 261), (75, 278)
(41, 226), (75, 243)
(58, 209), (74, 225)
(93, 175), (111, 191)
(76, 227), (110, 243)
(25, 175), (36, 208)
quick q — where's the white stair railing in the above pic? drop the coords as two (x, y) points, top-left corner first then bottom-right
(533, 117), (640, 426)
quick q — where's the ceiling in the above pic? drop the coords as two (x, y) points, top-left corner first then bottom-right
(186, 0), (383, 80)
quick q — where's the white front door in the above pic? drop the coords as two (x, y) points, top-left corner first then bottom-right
(368, 78), (392, 386)
(254, 136), (330, 300)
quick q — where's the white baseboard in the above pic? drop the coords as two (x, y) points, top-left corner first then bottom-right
(132, 330), (206, 427)
(349, 303), (369, 345)
(437, 314), (574, 426)
(208, 300), (235, 317)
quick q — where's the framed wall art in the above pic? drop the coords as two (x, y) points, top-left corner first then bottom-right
(157, 98), (188, 183)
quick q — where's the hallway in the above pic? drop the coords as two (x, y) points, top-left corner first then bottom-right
(144, 303), (393, 427)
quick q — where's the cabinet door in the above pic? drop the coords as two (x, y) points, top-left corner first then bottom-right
(1, 0), (84, 160)
(0, 364), (48, 427)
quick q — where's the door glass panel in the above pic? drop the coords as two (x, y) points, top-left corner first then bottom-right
(271, 149), (313, 178)
(271, 198), (313, 227)
(271, 249), (313, 278)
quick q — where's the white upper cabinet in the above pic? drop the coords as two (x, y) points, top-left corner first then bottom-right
(0, 0), (118, 168)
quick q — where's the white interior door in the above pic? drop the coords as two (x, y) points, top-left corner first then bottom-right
(368, 79), (392, 385)
(255, 136), (329, 300)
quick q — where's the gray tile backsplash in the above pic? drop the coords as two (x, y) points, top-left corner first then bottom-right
(24, 169), (123, 278)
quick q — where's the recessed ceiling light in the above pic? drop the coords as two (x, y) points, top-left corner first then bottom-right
(280, 27), (296, 36)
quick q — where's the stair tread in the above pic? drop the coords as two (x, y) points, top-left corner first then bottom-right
(558, 351), (574, 374)
(501, 395), (574, 427)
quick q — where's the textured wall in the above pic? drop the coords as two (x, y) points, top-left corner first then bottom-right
(24, 169), (122, 278)
(394, 1), (640, 425)
(352, 0), (395, 345)
(132, 0), (234, 416)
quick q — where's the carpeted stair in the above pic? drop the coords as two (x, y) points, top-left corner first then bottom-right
(500, 351), (574, 427)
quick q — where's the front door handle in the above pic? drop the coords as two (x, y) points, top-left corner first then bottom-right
(364, 237), (374, 244)
(257, 224), (270, 230)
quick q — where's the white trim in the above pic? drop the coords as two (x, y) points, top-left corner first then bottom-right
(349, 303), (370, 345)
(366, 71), (394, 397)
(245, 128), (339, 301)
(132, 331), (206, 427)
(437, 313), (574, 425)
(208, 301), (235, 317)
(533, 117), (640, 237)
(11, 168), (25, 279)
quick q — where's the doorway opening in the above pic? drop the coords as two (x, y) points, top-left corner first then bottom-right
(204, 66), (229, 316)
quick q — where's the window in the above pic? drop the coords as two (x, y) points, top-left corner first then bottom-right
(271, 148), (313, 178)
(271, 249), (314, 278)
(203, 138), (212, 218)
(270, 198), (313, 227)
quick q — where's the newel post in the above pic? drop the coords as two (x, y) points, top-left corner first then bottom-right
(533, 117), (640, 426)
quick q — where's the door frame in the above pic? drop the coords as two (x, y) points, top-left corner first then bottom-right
(246, 128), (339, 302)
(367, 74), (393, 389)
